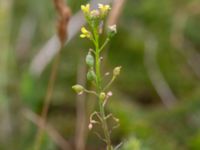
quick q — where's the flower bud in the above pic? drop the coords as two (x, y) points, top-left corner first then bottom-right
(72, 84), (84, 95)
(87, 70), (96, 81)
(99, 92), (106, 101)
(86, 52), (94, 68)
(113, 66), (121, 76)
(107, 24), (117, 38)
(88, 123), (93, 130)
(90, 9), (100, 19)
(107, 91), (113, 97)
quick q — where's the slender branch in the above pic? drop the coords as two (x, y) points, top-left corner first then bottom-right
(94, 131), (107, 143)
(103, 76), (116, 91)
(84, 89), (98, 96)
(99, 38), (110, 52)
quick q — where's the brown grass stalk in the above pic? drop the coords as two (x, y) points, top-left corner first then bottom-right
(33, 1), (71, 150)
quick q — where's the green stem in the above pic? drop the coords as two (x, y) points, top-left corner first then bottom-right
(103, 76), (116, 91)
(93, 26), (112, 150)
(95, 49), (101, 90)
(94, 27), (101, 91)
(99, 101), (112, 150)
(99, 38), (110, 52)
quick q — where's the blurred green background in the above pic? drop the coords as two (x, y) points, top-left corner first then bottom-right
(1, 0), (200, 149)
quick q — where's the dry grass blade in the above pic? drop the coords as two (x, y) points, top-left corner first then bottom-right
(170, 2), (200, 79)
(33, 1), (71, 150)
(23, 108), (72, 150)
(144, 35), (177, 108)
(107, 0), (126, 26)
(54, 0), (71, 45)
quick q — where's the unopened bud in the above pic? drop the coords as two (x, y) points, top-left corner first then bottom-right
(107, 91), (113, 97)
(87, 70), (96, 81)
(88, 123), (93, 130)
(108, 24), (117, 38)
(99, 92), (106, 101)
(86, 52), (94, 68)
(72, 84), (84, 95)
(113, 66), (121, 76)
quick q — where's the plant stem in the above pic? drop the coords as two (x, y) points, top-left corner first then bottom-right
(93, 27), (112, 150)
(94, 28), (101, 91)
(99, 101), (112, 150)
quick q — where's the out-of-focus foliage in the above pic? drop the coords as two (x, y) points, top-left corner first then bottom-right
(121, 137), (142, 150)
(2, 0), (200, 149)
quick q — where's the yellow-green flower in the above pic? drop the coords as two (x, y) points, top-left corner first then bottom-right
(81, 4), (90, 14)
(98, 3), (111, 16)
(80, 27), (91, 39)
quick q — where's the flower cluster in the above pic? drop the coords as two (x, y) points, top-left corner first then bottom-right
(81, 3), (110, 19)
(80, 3), (116, 40)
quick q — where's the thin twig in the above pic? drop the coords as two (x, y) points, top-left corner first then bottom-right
(94, 131), (107, 143)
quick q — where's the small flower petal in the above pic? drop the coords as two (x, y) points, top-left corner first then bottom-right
(81, 27), (88, 34)
(80, 34), (86, 38)
(98, 3), (111, 17)
(81, 4), (90, 14)
(80, 27), (91, 39)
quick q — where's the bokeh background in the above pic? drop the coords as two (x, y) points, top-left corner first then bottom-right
(1, 0), (200, 149)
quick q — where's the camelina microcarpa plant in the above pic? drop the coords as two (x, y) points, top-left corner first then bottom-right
(72, 3), (121, 150)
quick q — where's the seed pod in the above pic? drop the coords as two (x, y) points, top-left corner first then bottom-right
(113, 66), (121, 76)
(99, 92), (106, 101)
(86, 52), (94, 68)
(72, 84), (84, 95)
(87, 70), (96, 81)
